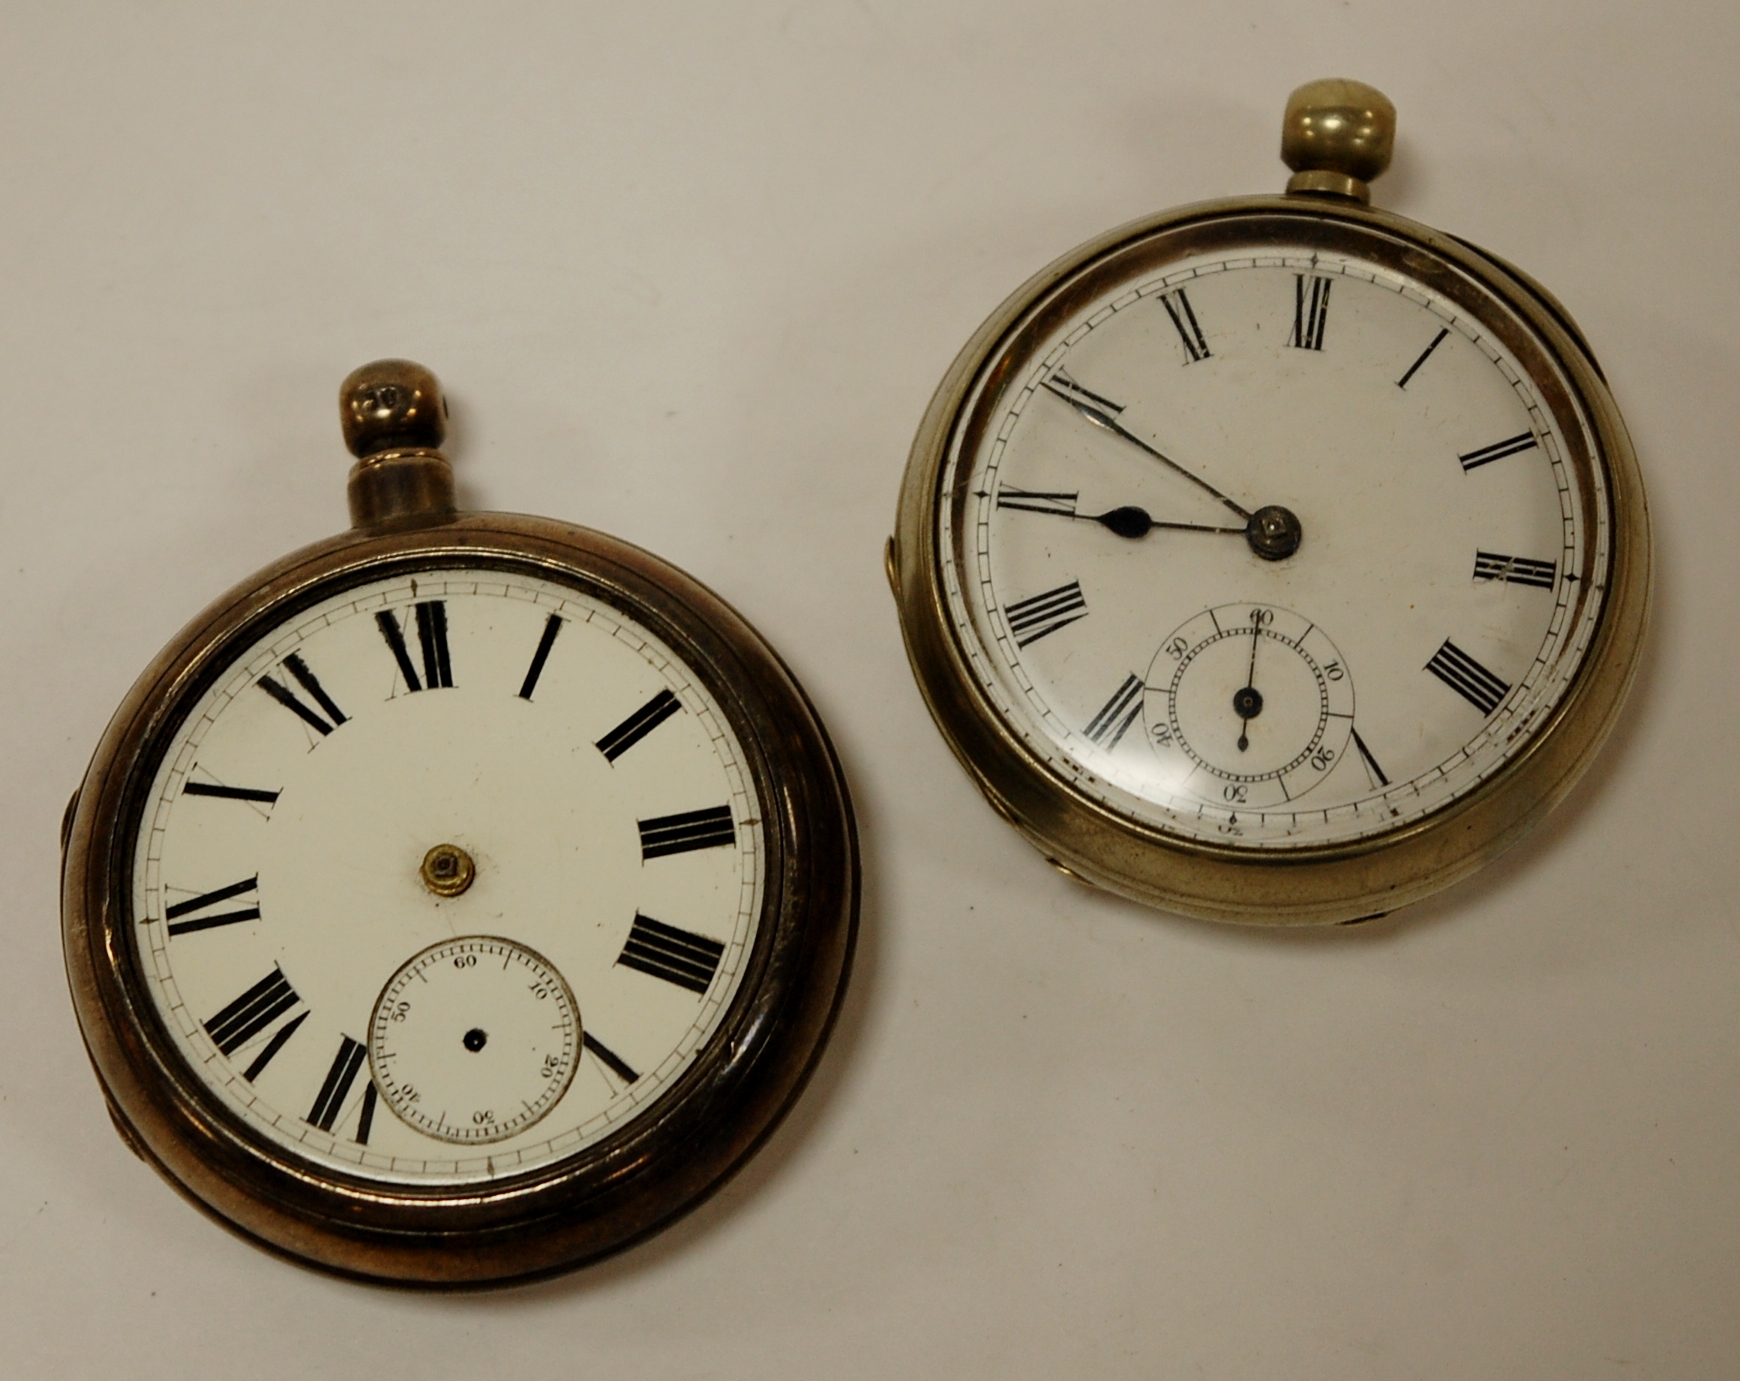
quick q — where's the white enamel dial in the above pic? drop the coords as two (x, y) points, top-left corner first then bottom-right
(940, 248), (1611, 847)
(130, 567), (764, 1186)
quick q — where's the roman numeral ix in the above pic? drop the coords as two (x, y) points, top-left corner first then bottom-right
(596, 689), (682, 762)
(1158, 287), (1210, 363)
(1084, 673), (1143, 750)
(1425, 639), (1511, 717)
(1004, 581), (1089, 647)
(1289, 274), (1332, 350)
(639, 805), (735, 859)
(1473, 551), (1557, 589)
(616, 914), (725, 994)
(995, 486), (1078, 517)
(376, 600), (454, 692)
(258, 654), (346, 736)
(164, 875), (260, 937)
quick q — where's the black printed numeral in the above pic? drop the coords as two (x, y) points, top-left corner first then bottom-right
(1042, 367), (1124, 416)
(1473, 551), (1557, 589)
(1004, 581), (1089, 647)
(376, 600), (454, 692)
(258, 654), (347, 736)
(596, 690), (682, 762)
(164, 875), (260, 937)
(518, 613), (564, 700)
(204, 968), (301, 1058)
(1458, 432), (1537, 471)
(1084, 674), (1143, 749)
(1397, 328), (1449, 388)
(1289, 275), (1332, 350)
(308, 1036), (368, 1133)
(355, 1082), (378, 1145)
(1158, 287), (1210, 363)
(583, 1031), (640, 1085)
(1425, 639), (1511, 717)
(616, 914), (725, 994)
(1350, 728), (1390, 788)
(639, 806), (735, 859)
(996, 486), (1078, 517)
(182, 780), (280, 805)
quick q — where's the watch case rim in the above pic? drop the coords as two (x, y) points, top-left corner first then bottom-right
(63, 511), (860, 1285)
(890, 194), (1651, 925)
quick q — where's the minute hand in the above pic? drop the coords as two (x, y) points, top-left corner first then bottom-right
(1042, 376), (1252, 522)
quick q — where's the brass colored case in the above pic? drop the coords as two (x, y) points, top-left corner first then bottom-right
(890, 108), (1650, 927)
(63, 372), (858, 1286)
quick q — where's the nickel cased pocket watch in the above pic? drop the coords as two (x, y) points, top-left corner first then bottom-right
(889, 80), (1650, 926)
(62, 360), (857, 1284)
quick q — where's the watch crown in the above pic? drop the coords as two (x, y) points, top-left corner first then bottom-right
(340, 358), (447, 457)
(1281, 79), (1395, 205)
(340, 359), (457, 528)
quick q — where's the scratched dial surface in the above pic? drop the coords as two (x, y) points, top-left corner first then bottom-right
(130, 568), (764, 1186)
(940, 248), (1612, 847)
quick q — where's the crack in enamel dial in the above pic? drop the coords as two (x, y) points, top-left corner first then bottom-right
(938, 244), (1613, 850)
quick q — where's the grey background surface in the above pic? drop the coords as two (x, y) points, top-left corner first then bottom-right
(3, 3), (1737, 1377)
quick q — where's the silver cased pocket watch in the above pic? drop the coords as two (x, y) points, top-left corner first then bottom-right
(62, 361), (858, 1285)
(890, 80), (1650, 926)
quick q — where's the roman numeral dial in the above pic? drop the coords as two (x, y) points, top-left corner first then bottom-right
(134, 570), (767, 1184)
(953, 251), (1602, 851)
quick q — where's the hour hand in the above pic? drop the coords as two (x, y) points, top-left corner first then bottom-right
(993, 488), (1245, 540)
(1041, 369), (1252, 522)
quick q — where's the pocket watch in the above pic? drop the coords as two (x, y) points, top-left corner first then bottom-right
(62, 360), (857, 1284)
(889, 80), (1650, 926)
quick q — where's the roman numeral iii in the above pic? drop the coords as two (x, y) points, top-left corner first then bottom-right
(1473, 551), (1557, 589)
(1004, 581), (1089, 647)
(616, 914), (726, 994)
(376, 600), (454, 692)
(639, 806), (735, 859)
(1424, 639), (1511, 717)
(1288, 274), (1331, 350)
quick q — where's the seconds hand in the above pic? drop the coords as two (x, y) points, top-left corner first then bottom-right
(1042, 372), (1253, 522)
(1235, 621), (1263, 752)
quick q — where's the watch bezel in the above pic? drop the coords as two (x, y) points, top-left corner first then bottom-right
(891, 195), (1650, 925)
(64, 512), (858, 1284)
